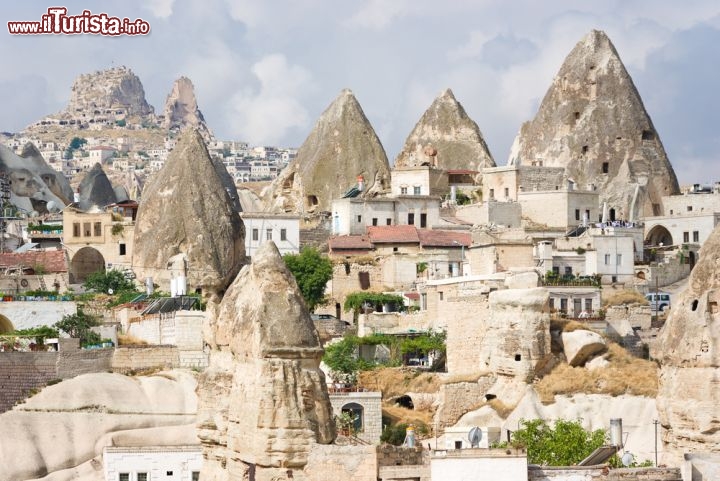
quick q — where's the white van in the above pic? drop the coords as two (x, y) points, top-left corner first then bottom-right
(645, 292), (671, 312)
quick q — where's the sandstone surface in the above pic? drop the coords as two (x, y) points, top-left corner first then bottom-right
(19, 143), (74, 204)
(0, 145), (67, 214)
(132, 129), (245, 296)
(64, 66), (154, 118)
(263, 89), (391, 214)
(162, 77), (207, 132)
(78, 163), (117, 211)
(508, 29), (679, 219)
(197, 241), (335, 481)
(562, 329), (607, 367)
(0, 371), (197, 481)
(394, 88), (495, 172)
(656, 224), (720, 464)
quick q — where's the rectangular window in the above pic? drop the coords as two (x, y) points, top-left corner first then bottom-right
(119, 474), (129, 481)
(119, 243), (126, 256)
(357, 215), (362, 223)
(504, 187), (509, 198)
(420, 213), (427, 228)
(280, 228), (287, 241)
(266, 229), (272, 240)
(549, 298), (555, 310)
(408, 213), (415, 225)
(616, 254), (622, 266)
(687, 205), (693, 212)
(560, 298), (568, 313)
(693, 231), (699, 242)
(564, 266), (572, 276)
(575, 209), (580, 221)
(372, 218), (378, 226)
(400, 186), (408, 195)
(252, 228), (259, 241)
(93, 222), (102, 237)
(683, 231), (689, 243)
(192, 473), (200, 481)
(552, 266), (560, 275)
(413, 186), (421, 195)
(585, 298), (593, 312)
(604, 253), (611, 265)
(489, 188), (495, 199)
(420, 293), (427, 311)
(73, 222), (80, 237)
(386, 218), (392, 225)
(137, 474), (148, 481)
(439, 291), (444, 301)
(602, 162), (609, 174)
(585, 209), (590, 220)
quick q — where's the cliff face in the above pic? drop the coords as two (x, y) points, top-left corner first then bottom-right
(263, 89), (391, 214)
(0, 145), (67, 214)
(78, 163), (117, 211)
(656, 225), (720, 464)
(508, 29), (679, 220)
(395, 88), (495, 172)
(162, 76), (209, 134)
(131, 129), (245, 296)
(66, 66), (154, 118)
(197, 241), (335, 481)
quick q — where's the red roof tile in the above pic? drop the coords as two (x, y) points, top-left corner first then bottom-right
(417, 229), (471, 247)
(0, 250), (68, 273)
(328, 235), (372, 251)
(367, 225), (419, 244)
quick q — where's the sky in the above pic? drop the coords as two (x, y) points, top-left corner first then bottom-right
(2, 1), (720, 184)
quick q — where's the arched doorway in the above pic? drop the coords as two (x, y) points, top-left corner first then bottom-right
(70, 247), (105, 283)
(646, 225), (673, 247)
(341, 402), (364, 433)
(0, 314), (14, 333)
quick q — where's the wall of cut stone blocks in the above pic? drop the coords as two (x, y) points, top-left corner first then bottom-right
(330, 391), (383, 444)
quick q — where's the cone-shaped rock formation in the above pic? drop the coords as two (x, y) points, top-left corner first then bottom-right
(264, 89), (391, 214)
(19, 143), (73, 204)
(197, 241), (335, 480)
(508, 29), (679, 220)
(656, 225), (720, 464)
(395, 88), (495, 171)
(132, 129), (245, 295)
(162, 76), (208, 133)
(78, 163), (117, 211)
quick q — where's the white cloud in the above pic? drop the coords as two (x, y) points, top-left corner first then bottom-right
(346, 0), (413, 29)
(143, 0), (176, 19)
(224, 0), (265, 27)
(226, 54), (315, 145)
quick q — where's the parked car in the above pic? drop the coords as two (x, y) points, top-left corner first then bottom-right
(645, 292), (671, 312)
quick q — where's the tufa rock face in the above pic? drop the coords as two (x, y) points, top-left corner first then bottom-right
(264, 89), (391, 214)
(508, 29), (679, 220)
(0, 144), (66, 214)
(197, 241), (335, 481)
(132, 129), (245, 296)
(656, 224), (720, 464)
(394, 88), (495, 171)
(66, 66), (154, 118)
(561, 329), (607, 367)
(162, 76), (208, 132)
(19, 143), (74, 204)
(78, 163), (117, 211)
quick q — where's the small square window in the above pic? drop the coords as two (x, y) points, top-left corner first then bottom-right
(119, 474), (129, 481)
(137, 474), (148, 481)
(372, 218), (378, 226)
(413, 186), (421, 195)
(192, 473), (200, 481)
(687, 205), (693, 212)
(400, 186), (408, 195)
(166, 472), (173, 477)
(280, 228), (287, 241)
(386, 218), (391, 225)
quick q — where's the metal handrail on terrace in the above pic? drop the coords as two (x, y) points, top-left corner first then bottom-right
(541, 278), (600, 287)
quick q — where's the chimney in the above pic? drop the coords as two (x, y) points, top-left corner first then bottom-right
(357, 175), (364, 192)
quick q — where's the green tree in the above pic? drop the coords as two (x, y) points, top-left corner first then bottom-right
(69, 137), (87, 150)
(283, 247), (332, 311)
(511, 418), (607, 466)
(54, 310), (101, 345)
(83, 270), (136, 294)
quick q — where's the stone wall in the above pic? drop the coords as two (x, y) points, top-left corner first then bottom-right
(0, 301), (77, 331)
(436, 378), (495, 427)
(528, 466), (681, 481)
(329, 391), (383, 444)
(305, 444), (378, 481)
(376, 445), (427, 466)
(358, 312), (434, 336)
(111, 346), (179, 374)
(0, 347), (113, 412)
(327, 261), (384, 319)
(378, 464), (430, 481)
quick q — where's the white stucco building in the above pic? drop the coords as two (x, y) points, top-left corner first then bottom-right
(241, 212), (300, 258)
(103, 446), (202, 481)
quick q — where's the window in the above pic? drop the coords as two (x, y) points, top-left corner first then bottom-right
(616, 254), (622, 266)
(564, 267), (572, 276)
(73, 222), (80, 237)
(400, 186), (408, 195)
(611, 275), (618, 283)
(252, 228), (259, 241)
(585, 298), (593, 312)
(93, 222), (101, 236)
(693, 231), (699, 242)
(137, 474), (148, 481)
(683, 232), (689, 243)
(266, 229), (272, 240)
(575, 209), (580, 221)
(455, 441), (463, 449)
(386, 218), (392, 225)
(119, 243), (126, 256)
(83, 222), (91, 237)
(504, 187), (509, 198)
(439, 291), (444, 301)
(420, 293), (427, 311)
(357, 215), (362, 223)
(585, 209), (590, 220)
(604, 253), (611, 265)
(687, 205), (693, 212)
(372, 218), (378, 226)
(408, 213), (415, 225)
(192, 473), (200, 481)
(166, 472), (173, 477)
(280, 228), (287, 241)
(560, 298), (568, 313)
(413, 186), (421, 195)
(119, 474), (129, 481)
(489, 188), (495, 199)
(552, 266), (559, 275)
(420, 213), (427, 228)
(602, 162), (609, 174)
(549, 298), (555, 310)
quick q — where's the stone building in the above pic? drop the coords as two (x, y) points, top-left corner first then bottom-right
(329, 390), (382, 444)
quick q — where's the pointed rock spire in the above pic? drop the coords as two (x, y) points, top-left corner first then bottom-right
(162, 76), (208, 133)
(264, 89), (391, 213)
(19, 142), (73, 204)
(395, 88), (495, 171)
(508, 29), (679, 219)
(132, 129), (245, 296)
(78, 163), (117, 211)
(197, 241), (335, 479)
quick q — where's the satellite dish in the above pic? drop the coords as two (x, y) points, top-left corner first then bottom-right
(108, 288), (114, 295)
(30, 211), (39, 218)
(47, 201), (61, 213)
(468, 427), (482, 448)
(621, 452), (635, 467)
